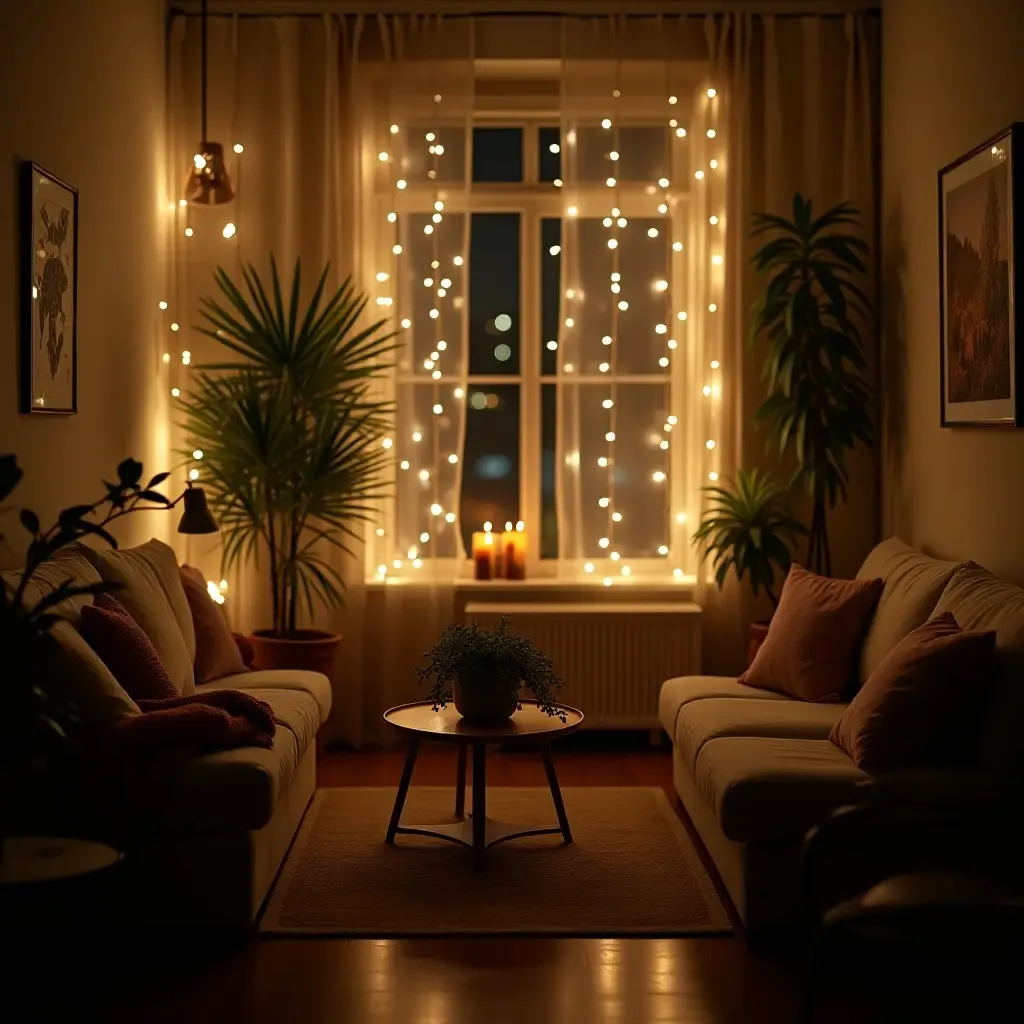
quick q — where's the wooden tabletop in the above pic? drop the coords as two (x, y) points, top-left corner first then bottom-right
(383, 700), (584, 743)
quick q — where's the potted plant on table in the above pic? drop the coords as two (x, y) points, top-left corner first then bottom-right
(0, 455), (171, 851)
(692, 469), (806, 666)
(181, 257), (398, 676)
(418, 617), (566, 725)
(749, 194), (874, 576)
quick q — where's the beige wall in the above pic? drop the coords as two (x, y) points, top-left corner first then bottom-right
(882, 0), (1024, 582)
(0, 0), (169, 561)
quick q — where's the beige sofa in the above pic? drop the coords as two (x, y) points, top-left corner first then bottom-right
(660, 538), (1024, 931)
(5, 540), (331, 929)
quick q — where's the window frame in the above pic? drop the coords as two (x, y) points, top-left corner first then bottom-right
(372, 116), (691, 583)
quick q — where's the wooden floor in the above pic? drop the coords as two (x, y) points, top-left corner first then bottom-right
(9, 742), (997, 1023)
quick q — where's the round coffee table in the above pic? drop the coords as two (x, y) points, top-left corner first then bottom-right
(382, 700), (584, 870)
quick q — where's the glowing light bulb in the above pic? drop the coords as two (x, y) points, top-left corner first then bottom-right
(711, 359), (721, 369)
(396, 179), (407, 190)
(171, 387), (180, 397)
(184, 227), (194, 237)
(612, 512), (622, 523)
(400, 460), (410, 470)
(648, 227), (659, 238)
(710, 215), (720, 226)
(707, 87), (717, 98)
(567, 205), (578, 217)
(189, 468), (199, 481)
(602, 335), (612, 346)
(670, 119), (678, 128)
(448, 454), (459, 464)
(621, 566), (631, 576)
(658, 203), (668, 214)
(703, 385), (712, 397)
(585, 562), (594, 573)
(432, 213), (442, 224)
(378, 151), (389, 162)
(393, 559), (403, 570)
(192, 449), (204, 460)
(658, 177), (670, 188)
(599, 362), (610, 373)
(607, 239), (618, 249)
(598, 457), (609, 468)
(392, 244), (402, 254)
(606, 177), (617, 187)
(446, 512), (456, 523)
(454, 387), (465, 399)
(553, 178), (563, 187)
(709, 471), (719, 481)
(710, 159), (719, 169)
(695, 170), (705, 180)
(549, 245), (561, 256)
(676, 127), (687, 138)
(162, 352), (170, 363)
(709, 303), (718, 313)
(655, 323), (668, 334)
(453, 255), (464, 266)
(401, 318), (412, 329)
(382, 437), (393, 449)
(652, 471), (666, 483)
(668, 339), (678, 350)
(660, 439), (670, 450)
(658, 545), (669, 556)
(433, 403), (443, 415)
(181, 350), (191, 364)
(673, 241), (683, 251)
(377, 564), (387, 576)
(601, 118), (612, 129)
(712, 254), (723, 265)
(412, 431), (423, 443)
(387, 212), (397, 223)
(603, 577), (613, 587)
(659, 357), (669, 367)
(419, 469), (430, 481)
(429, 309), (439, 319)
(602, 398), (614, 409)
(233, 142), (244, 154)
(193, 153), (206, 170)
(605, 431), (616, 442)
(158, 300), (168, 310)
(170, 322), (180, 332)
(616, 216), (627, 227)
(603, 217), (613, 228)
(599, 537), (610, 549)
(618, 300), (628, 311)
(610, 552), (620, 562)
(598, 497), (610, 508)
(707, 129), (717, 139)
(668, 416), (678, 425)
(611, 273), (621, 282)
(611, 283), (620, 294)
(609, 150), (619, 161)
(424, 224), (433, 235)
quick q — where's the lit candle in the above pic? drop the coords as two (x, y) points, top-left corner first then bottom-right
(502, 521), (529, 580)
(471, 529), (496, 580)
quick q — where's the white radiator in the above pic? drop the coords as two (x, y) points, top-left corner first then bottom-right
(463, 602), (702, 730)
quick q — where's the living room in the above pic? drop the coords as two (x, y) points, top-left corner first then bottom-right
(1, 0), (1022, 1020)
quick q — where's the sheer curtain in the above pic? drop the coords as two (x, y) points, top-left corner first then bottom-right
(699, 11), (879, 674)
(558, 17), (725, 582)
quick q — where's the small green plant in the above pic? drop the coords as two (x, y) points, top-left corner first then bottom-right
(750, 194), (873, 576)
(692, 468), (806, 608)
(417, 617), (566, 720)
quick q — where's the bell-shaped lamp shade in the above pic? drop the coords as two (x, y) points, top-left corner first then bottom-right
(183, 142), (234, 206)
(177, 485), (220, 535)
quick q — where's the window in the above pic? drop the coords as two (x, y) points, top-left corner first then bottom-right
(369, 73), (725, 582)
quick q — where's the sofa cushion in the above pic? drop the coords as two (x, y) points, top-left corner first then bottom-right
(2, 548), (104, 624)
(77, 540), (196, 697)
(739, 564), (883, 702)
(179, 565), (249, 684)
(79, 594), (179, 701)
(694, 737), (868, 842)
(831, 611), (997, 773)
(933, 563), (1024, 779)
(855, 537), (964, 686)
(659, 675), (790, 738)
(677, 698), (845, 774)
(202, 669), (332, 726)
(84, 687), (320, 836)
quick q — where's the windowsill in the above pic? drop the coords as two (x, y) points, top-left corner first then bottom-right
(365, 574), (701, 599)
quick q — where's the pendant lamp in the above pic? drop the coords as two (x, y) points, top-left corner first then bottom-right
(183, 0), (233, 206)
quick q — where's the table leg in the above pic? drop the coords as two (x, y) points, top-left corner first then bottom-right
(385, 737), (420, 843)
(472, 742), (487, 871)
(541, 741), (572, 844)
(454, 743), (467, 819)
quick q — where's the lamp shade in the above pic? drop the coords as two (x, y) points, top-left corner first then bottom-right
(183, 142), (234, 206)
(177, 486), (219, 535)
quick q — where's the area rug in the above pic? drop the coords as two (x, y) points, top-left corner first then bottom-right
(260, 787), (731, 936)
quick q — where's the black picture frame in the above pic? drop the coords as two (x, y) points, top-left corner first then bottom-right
(20, 161), (79, 415)
(938, 122), (1024, 427)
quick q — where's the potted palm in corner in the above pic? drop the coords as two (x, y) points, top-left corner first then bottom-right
(750, 194), (874, 576)
(692, 469), (806, 666)
(181, 257), (398, 675)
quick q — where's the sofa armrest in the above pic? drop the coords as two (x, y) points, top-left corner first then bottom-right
(801, 793), (1024, 924)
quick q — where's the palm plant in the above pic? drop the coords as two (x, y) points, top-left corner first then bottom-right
(750, 194), (873, 576)
(181, 257), (398, 637)
(692, 469), (807, 608)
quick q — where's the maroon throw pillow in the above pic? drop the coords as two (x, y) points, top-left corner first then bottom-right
(739, 564), (884, 702)
(79, 593), (178, 701)
(179, 566), (249, 684)
(830, 612), (997, 772)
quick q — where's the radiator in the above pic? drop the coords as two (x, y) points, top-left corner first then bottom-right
(462, 602), (702, 730)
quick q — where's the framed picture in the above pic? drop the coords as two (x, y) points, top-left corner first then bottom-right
(20, 162), (78, 414)
(939, 123), (1024, 427)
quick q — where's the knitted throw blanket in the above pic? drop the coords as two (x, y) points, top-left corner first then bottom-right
(104, 689), (277, 756)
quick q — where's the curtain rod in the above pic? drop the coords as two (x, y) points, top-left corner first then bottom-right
(170, 2), (880, 16)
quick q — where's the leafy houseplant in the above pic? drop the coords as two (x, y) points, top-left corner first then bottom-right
(417, 617), (566, 725)
(750, 194), (873, 577)
(181, 257), (398, 674)
(692, 469), (806, 664)
(0, 455), (171, 849)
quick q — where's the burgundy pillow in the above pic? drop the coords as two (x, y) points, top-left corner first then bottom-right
(79, 593), (178, 701)
(179, 565), (249, 684)
(830, 612), (996, 772)
(739, 564), (883, 702)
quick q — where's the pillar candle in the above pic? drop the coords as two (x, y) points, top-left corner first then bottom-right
(502, 525), (528, 580)
(471, 531), (496, 580)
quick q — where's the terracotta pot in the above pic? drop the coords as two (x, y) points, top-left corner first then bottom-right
(453, 678), (519, 725)
(746, 620), (771, 668)
(248, 629), (341, 677)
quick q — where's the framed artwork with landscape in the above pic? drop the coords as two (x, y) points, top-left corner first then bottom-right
(939, 123), (1024, 427)
(20, 161), (78, 415)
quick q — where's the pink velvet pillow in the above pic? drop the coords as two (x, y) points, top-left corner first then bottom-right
(739, 564), (883, 702)
(830, 612), (996, 772)
(179, 565), (249, 684)
(79, 593), (178, 701)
